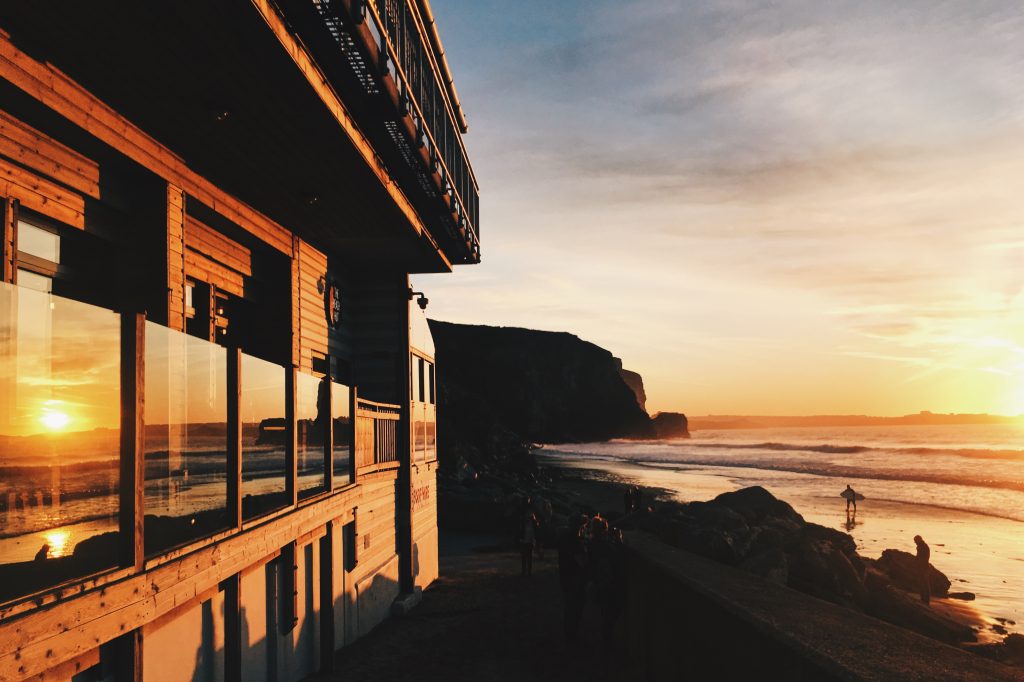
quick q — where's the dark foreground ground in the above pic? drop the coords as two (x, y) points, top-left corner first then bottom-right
(311, 532), (639, 682)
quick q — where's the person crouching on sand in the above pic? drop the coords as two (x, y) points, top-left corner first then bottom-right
(914, 535), (931, 605)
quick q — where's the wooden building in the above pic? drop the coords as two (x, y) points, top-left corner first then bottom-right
(0, 1), (478, 680)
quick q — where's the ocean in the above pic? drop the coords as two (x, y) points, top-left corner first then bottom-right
(541, 423), (1024, 641)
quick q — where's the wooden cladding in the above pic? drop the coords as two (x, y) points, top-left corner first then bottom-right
(293, 237), (329, 372)
(185, 214), (251, 299)
(0, 110), (95, 230)
(0, 33), (292, 254)
(167, 185), (186, 331)
(0, 109), (99, 198)
(0, 155), (84, 228)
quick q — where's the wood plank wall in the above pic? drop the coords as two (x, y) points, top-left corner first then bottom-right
(184, 213), (252, 299)
(167, 185), (186, 331)
(0, 110), (94, 229)
(293, 237), (329, 373)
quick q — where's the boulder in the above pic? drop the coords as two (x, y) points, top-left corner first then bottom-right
(863, 569), (976, 644)
(741, 547), (788, 585)
(873, 548), (952, 597)
(711, 486), (805, 527)
(651, 412), (690, 438)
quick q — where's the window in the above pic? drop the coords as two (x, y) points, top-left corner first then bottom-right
(144, 323), (229, 554)
(0, 281), (121, 603)
(16, 220), (61, 292)
(428, 361), (435, 405)
(417, 357), (425, 403)
(17, 221), (60, 263)
(241, 353), (288, 519)
(295, 372), (328, 498)
(16, 269), (52, 292)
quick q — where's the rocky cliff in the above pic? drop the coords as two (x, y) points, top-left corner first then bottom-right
(429, 320), (660, 471)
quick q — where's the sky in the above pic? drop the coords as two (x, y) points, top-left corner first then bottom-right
(415, 0), (1024, 417)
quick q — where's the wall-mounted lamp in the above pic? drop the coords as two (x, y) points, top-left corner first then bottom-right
(408, 289), (429, 310)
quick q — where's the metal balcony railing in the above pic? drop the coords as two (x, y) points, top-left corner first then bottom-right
(307, 0), (480, 261)
(354, 397), (400, 469)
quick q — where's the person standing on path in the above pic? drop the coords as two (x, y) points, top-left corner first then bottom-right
(914, 535), (931, 605)
(519, 500), (539, 577)
(558, 514), (589, 644)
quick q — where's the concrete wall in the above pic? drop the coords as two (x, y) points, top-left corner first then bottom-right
(143, 590), (226, 682)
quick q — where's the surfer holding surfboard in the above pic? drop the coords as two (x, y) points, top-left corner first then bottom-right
(841, 484), (864, 512)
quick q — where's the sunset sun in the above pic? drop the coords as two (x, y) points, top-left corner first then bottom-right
(39, 409), (70, 431)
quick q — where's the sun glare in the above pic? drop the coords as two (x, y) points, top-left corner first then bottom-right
(40, 409), (70, 431)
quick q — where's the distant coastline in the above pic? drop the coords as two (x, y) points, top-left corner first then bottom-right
(689, 412), (1024, 431)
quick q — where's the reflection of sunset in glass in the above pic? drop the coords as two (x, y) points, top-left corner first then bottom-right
(39, 408), (70, 431)
(43, 529), (71, 558)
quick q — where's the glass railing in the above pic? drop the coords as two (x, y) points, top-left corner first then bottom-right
(296, 372), (328, 498)
(143, 323), (228, 555)
(241, 353), (288, 519)
(331, 381), (352, 487)
(0, 281), (121, 602)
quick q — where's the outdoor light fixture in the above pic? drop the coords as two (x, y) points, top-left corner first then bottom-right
(408, 289), (429, 310)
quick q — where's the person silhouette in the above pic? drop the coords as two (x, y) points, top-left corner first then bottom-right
(842, 484), (859, 512)
(34, 544), (49, 561)
(914, 535), (931, 605)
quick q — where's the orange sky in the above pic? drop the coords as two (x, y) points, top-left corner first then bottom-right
(416, 1), (1024, 417)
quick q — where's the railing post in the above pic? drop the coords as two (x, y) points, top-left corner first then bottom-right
(349, 384), (357, 485)
(286, 367), (298, 507)
(120, 311), (146, 571)
(323, 367), (334, 493)
(351, 385), (359, 481)
(227, 347), (242, 528)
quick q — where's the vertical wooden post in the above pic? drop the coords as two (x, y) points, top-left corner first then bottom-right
(319, 522), (335, 673)
(120, 311), (146, 571)
(2, 198), (17, 284)
(227, 347), (242, 528)
(223, 574), (241, 682)
(350, 385), (359, 483)
(285, 367), (298, 507)
(166, 185), (186, 332)
(323, 364), (334, 493)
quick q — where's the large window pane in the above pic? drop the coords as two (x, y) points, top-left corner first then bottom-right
(296, 372), (327, 498)
(331, 382), (351, 487)
(0, 281), (120, 603)
(241, 353), (287, 519)
(144, 323), (227, 554)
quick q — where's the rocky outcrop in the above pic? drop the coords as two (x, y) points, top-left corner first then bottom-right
(617, 363), (646, 412)
(624, 486), (976, 644)
(429, 321), (655, 472)
(651, 412), (690, 438)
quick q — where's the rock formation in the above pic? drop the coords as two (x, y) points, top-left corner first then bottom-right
(429, 321), (657, 472)
(651, 412), (690, 438)
(625, 486), (976, 644)
(616, 362), (647, 412)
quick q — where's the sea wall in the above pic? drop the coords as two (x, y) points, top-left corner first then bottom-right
(622, 532), (1019, 681)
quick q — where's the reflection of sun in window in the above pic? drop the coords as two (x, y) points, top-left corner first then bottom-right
(44, 529), (71, 557)
(40, 409), (70, 431)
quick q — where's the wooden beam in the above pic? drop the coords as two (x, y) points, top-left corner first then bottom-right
(167, 184), (186, 331)
(119, 311), (145, 572)
(0, 33), (292, 254)
(1, 198), (15, 284)
(249, 0), (449, 270)
(227, 347), (243, 530)
(0, 109), (100, 199)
